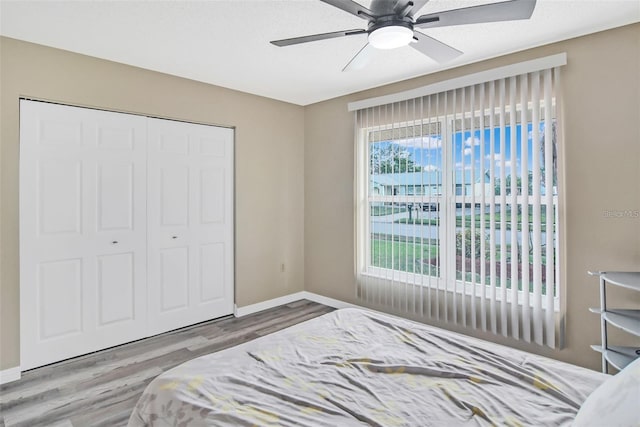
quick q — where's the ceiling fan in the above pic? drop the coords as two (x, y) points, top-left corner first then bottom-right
(271, 0), (537, 71)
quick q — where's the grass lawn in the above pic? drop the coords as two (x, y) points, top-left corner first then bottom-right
(395, 208), (553, 232)
(458, 209), (552, 231)
(396, 218), (439, 225)
(371, 235), (546, 295)
(371, 206), (407, 216)
(369, 236), (553, 295)
(370, 238), (439, 274)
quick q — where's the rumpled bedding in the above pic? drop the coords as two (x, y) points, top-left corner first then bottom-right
(128, 308), (607, 426)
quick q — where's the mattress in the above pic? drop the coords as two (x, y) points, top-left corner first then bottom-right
(128, 308), (606, 426)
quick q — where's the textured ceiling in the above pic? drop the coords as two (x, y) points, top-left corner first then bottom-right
(1, 0), (638, 105)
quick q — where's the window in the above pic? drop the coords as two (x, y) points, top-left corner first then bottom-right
(355, 65), (562, 348)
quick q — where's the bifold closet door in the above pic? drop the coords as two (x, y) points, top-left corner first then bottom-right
(147, 118), (234, 336)
(19, 101), (148, 370)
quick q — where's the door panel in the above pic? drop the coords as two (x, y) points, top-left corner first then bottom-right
(97, 127), (135, 150)
(200, 243), (225, 303)
(38, 160), (82, 235)
(39, 119), (82, 148)
(198, 135), (226, 157)
(161, 166), (190, 226)
(160, 133), (188, 154)
(160, 247), (190, 311)
(37, 259), (83, 339)
(97, 253), (134, 326)
(20, 100), (148, 370)
(148, 118), (234, 335)
(97, 163), (133, 231)
(200, 168), (225, 224)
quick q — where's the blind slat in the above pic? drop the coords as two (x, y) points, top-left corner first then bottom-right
(553, 67), (562, 347)
(452, 89), (458, 326)
(489, 81), (497, 335)
(443, 91), (448, 324)
(479, 83), (488, 333)
(435, 93), (440, 321)
(509, 76), (519, 340)
(421, 97), (426, 318)
(469, 84), (477, 330)
(499, 78), (508, 337)
(520, 74), (531, 343)
(460, 87), (467, 328)
(531, 71), (543, 346)
(427, 95), (433, 319)
(544, 68), (555, 346)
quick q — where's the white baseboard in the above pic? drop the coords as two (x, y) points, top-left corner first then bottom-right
(233, 290), (366, 318)
(0, 366), (21, 385)
(234, 292), (307, 317)
(301, 292), (362, 310)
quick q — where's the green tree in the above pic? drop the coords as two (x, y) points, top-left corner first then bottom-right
(456, 229), (488, 258)
(370, 143), (422, 173)
(495, 171), (534, 195)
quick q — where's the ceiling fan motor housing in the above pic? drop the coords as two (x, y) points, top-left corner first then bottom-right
(367, 17), (414, 49)
(367, 15), (414, 33)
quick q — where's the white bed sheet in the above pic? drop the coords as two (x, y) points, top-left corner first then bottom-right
(129, 308), (606, 426)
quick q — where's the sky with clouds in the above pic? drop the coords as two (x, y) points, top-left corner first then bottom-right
(372, 122), (552, 184)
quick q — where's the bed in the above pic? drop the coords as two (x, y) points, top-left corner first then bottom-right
(128, 308), (609, 426)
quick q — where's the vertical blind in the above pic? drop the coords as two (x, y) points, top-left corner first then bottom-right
(355, 64), (563, 348)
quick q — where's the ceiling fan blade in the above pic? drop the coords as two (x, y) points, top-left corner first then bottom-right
(415, 0), (536, 28)
(411, 31), (463, 63)
(319, 0), (376, 19)
(271, 29), (367, 47)
(343, 43), (376, 72)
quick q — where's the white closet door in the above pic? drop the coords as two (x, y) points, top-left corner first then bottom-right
(147, 118), (234, 335)
(20, 100), (148, 370)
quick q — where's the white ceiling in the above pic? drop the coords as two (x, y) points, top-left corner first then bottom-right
(1, 0), (638, 106)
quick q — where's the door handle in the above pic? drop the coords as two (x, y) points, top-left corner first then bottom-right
(172, 236), (178, 239)
(112, 241), (118, 244)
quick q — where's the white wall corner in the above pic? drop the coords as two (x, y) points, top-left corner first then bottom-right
(0, 366), (21, 385)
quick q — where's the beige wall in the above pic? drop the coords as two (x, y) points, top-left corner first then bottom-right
(2, 24), (639, 373)
(0, 37), (305, 370)
(304, 23), (640, 370)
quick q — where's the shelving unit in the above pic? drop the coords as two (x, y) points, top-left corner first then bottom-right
(588, 271), (640, 373)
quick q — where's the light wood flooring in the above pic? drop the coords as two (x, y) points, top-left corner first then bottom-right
(0, 300), (334, 427)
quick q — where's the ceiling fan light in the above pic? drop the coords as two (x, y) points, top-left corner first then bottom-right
(369, 25), (413, 50)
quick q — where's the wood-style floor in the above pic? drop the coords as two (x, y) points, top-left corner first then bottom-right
(0, 300), (334, 427)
